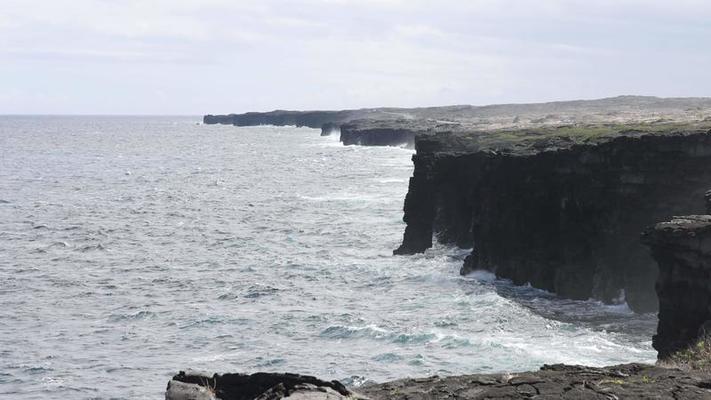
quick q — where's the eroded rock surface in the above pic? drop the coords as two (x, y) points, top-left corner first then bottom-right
(167, 365), (711, 399)
(642, 215), (711, 358)
(360, 363), (711, 399)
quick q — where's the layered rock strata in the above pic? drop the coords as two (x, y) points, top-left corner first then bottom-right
(167, 364), (711, 399)
(642, 215), (711, 358)
(395, 123), (711, 313)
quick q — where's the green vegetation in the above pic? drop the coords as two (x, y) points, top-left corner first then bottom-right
(660, 335), (711, 372)
(460, 120), (711, 154)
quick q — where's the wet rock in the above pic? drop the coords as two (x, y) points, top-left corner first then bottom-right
(339, 120), (418, 148)
(320, 122), (340, 136)
(166, 379), (217, 400)
(166, 371), (364, 400)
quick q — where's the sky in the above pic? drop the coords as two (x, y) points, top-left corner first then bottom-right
(1, 0), (710, 115)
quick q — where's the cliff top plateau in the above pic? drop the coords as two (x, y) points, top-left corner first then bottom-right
(205, 95), (711, 155)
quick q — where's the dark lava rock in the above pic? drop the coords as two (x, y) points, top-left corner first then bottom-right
(203, 110), (356, 129)
(359, 363), (711, 399)
(320, 122), (340, 136)
(204, 97), (711, 313)
(167, 364), (711, 399)
(395, 123), (711, 313)
(166, 371), (359, 400)
(339, 119), (421, 148)
(642, 215), (711, 358)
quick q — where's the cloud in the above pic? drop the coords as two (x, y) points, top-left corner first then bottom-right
(0, 0), (710, 113)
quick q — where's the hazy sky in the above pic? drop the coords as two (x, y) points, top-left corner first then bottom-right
(2, 0), (710, 114)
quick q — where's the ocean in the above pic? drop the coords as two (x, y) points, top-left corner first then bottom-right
(0, 116), (656, 399)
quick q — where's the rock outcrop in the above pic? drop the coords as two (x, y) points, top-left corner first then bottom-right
(395, 123), (711, 313)
(319, 122), (340, 136)
(338, 119), (426, 148)
(166, 371), (361, 400)
(642, 215), (711, 358)
(167, 364), (711, 399)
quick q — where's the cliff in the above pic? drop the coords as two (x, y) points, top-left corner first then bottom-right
(166, 364), (711, 399)
(204, 97), (711, 311)
(642, 215), (711, 358)
(204, 96), (711, 130)
(395, 122), (711, 313)
(203, 110), (358, 129)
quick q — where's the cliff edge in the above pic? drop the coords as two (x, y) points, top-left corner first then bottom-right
(395, 121), (711, 313)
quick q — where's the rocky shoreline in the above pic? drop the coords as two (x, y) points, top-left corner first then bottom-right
(167, 364), (711, 399)
(194, 96), (711, 399)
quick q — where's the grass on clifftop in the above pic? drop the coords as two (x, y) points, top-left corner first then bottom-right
(659, 335), (711, 372)
(465, 121), (711, 154)
(499, 121), (710, 141)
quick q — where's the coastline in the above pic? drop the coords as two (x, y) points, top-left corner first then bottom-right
(188, 96), (711, 398)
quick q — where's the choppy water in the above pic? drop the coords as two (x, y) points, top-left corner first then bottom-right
(0, 116), (656, 399)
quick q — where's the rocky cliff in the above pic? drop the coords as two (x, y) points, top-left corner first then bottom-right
(204, 97), (711, 312)
(204, 96), (711, 148)
(395, 123), (711, 313)
(203, 110), (357, 129)
(642, 215), (711, 358)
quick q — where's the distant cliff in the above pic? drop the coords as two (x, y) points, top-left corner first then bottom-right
(204, 96), (711, 149)
(203, 110), (357, 129)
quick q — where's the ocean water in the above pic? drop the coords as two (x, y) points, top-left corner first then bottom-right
(0, 116), (656, 399)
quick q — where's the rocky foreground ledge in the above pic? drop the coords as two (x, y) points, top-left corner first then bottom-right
(166, 364), (711, 399)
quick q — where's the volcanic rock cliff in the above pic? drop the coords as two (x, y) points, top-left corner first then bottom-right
(394, 123), (711, 313)
(643, 215), (711, 358)
(204, 110), (357, 129)
(205, 97), (711, 312)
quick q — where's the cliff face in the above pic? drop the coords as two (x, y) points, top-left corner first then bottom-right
(642, 216), (711, 358)
(203, 110), (356, 129)
(203, 98), (711, 312)
(396, 125), (711, 313)
(339, 120), (417, 147)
